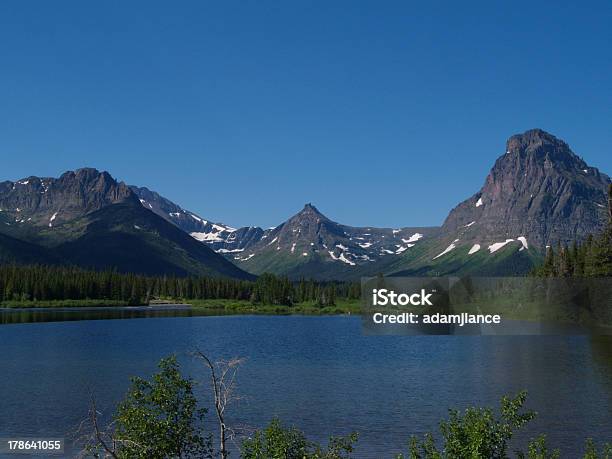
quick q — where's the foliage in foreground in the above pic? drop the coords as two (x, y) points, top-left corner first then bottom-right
(84, 357), (612, 459)
(86, 356), (213, 458)
(398, 391), (536, 458)
(242, 418), (358, 459)
(398, 390), (611, 458)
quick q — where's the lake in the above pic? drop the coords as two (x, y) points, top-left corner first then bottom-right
(1, 308), (612, 457)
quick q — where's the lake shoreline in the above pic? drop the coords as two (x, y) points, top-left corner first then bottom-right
(0, 298), (361, 316)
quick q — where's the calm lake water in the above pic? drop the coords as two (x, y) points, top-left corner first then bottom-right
(1, 308), (612, 457)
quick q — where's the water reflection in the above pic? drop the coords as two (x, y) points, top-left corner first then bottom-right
(0, 305), (230, 325)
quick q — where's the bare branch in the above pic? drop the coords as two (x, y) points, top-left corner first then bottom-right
(194, 350), (246, 459)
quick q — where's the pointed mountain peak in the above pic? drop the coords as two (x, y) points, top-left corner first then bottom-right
(443, 130), (610, 247)
(294, 203), (329, 221)
(301, 202), (320, 213)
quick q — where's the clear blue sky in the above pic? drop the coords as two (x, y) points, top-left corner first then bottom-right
(1, 1), (611, 228)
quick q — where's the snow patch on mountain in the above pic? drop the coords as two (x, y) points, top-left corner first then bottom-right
(48, 212), (58, 227)
(402, 233), (423, 244)
(468, 244), (481, 255)
(396, 245), (412, 254)
(339, 253), (355, 266)
(191, 231), (223, 242)
(488, 239), (515, 253)
(433, 240), (459, 260)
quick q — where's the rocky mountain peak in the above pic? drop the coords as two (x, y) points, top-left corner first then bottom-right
(285, 203), (329, 227)
(442, 129), (610, 247)
(506, 128), (565, 152)
(297, 203), (324, 216)
(503, 128), (584, 171)
(0, 168), (137, 229)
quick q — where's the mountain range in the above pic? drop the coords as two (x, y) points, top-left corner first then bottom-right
(1, 129), (609, 280)
(0, 169), (252, 279)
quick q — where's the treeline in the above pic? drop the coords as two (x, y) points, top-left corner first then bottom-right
(251, 273), (359, 306)
(0, 264), (360, 306)
(533, 184), (612, 277)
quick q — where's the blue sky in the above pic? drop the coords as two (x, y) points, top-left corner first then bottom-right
(1, 1), (611, 228)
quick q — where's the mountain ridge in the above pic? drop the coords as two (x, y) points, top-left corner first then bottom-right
(0, 169), (253, 279)
(1, 129), (609, 280)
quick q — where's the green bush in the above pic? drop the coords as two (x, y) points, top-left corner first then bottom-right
(112, 356), (213, 459)
(242, 418), (358, 459)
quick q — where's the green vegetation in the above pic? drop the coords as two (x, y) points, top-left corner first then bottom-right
(84, 357), (213, 458)
(399, 391), (537, 458)
(82, 356), (612, 459)
(398, 390), (612, 458)
(189, 298), (360, 315)
(242, 418), (358, 459)
(0, 298), (129, 308)
(0, 264), (361, 313)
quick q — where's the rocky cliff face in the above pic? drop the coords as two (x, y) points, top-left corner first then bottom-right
(442, 129), (610, 248)
(0, 168), (136, 229)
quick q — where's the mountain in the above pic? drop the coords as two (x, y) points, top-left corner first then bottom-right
(2, 129), (606, 281)
(130, 188), (438, 280)
(0, 168), (133, 239)
(130, 186), (238, 237)
(131, 186), (270, 256)
(127, 129), (609, 279)
(53, 202), (252, 278)
(225, 204), (436, 279)
(443, 129), (610, 247)
(0, 232), (57, 265)
(0, 169), (252, 279)
(381, 129), (611, 276)
(130, 188), (438, 273)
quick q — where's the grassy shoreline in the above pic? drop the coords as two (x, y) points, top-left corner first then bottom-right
(188, 298), (360, 315)
(0, 298), (361, 315)
(0, 299), (132, 308)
